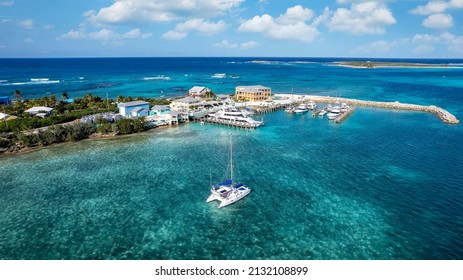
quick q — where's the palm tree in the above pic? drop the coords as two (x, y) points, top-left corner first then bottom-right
(49, 94), (57, 107)
(61, 92), (69, 100)
(116, 95), (124, 103)
(14, 90), (22, 103)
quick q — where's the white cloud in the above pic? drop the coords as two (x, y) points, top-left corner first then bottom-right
(238, 5), (319, 43)
(413, 32), (463, 53)
(327, 2), (396, 35)
(59, 29), (87, 40)
(412, 44), (435, 55)
(0, 1), (14, 6)
(24, 37), (34, 43)
(43, 24), (55, 30)
(162, 30), (187, 40)
(163, 18), (227, 40)
(411, 1), (448, 15)
(86, 0), (244, 25)
(354, 39), (408, 54)
(423, 13), (453, 29)
(411, 0), (463, 15)
(213, 39), (258, 49)
(19, 19), (34, 29)
(59, 28), (152, 41)
(450, 0), (463, 8)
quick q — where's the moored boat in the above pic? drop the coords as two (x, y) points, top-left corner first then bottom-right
(206, 134), (251, 208)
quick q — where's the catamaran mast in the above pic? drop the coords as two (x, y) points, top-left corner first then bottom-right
(230, 133), (233, 184)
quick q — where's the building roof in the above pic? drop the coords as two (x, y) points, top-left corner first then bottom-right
(173, 96), (203, 104)
(236, 85), (270, 92)
(25, 106), (53, 113)
(131, 107), (149, 113)
(151, 105), (170, 111)
(118, 100), (149, 107)
(189, 86), (208, 93)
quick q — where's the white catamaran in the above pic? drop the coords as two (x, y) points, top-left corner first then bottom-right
(206, 134), (251, 208)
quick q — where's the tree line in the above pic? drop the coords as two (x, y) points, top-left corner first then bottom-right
(0, 91), (170, 152)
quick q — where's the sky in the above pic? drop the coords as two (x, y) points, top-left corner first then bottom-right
(0, 0), (463, 58)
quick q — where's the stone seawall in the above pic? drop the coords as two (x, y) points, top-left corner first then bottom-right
(275, 94), (460, 124)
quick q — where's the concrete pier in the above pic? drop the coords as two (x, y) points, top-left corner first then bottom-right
(274, 94), (460, 124)
(334, 107), (356, 123)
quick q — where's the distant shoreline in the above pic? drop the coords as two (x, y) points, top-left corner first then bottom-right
(333, 61), (455, 69)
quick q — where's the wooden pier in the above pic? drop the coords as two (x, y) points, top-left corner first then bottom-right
(334, 107), (356, 123)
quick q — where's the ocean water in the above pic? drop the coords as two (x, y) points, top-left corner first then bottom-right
(1, 57), (463, 259)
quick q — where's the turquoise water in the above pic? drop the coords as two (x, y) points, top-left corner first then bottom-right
(1, 109), (462, 259)
(1, 57), (463, 259)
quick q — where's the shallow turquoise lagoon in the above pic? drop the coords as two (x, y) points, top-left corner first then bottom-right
(1, 109), (462, 259)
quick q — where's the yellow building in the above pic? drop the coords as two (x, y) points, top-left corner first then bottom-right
(235, 85), (271, 101)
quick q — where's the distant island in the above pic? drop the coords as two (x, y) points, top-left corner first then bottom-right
(334, 61), (452, 69)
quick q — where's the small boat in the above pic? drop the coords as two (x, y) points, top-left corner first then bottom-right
(331, 105), (341, 114)
(318, 109), (326, 117)
(206, 134), (251, 208)
(285, 107), (295, 114)
(341, 103), (349, 112)
(307, 100), (317, 110)
(327, 112), (339, 120)
(294, 103), (308, 114)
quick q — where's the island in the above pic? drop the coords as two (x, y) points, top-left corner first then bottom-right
(333, 61), (452, 69)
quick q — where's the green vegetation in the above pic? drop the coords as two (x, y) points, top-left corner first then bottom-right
(0, 91), (170, 153)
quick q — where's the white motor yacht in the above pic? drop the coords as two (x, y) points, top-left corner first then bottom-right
(294, 103), (308, 114)
(209, 107), (263, 127)
(327, 112), (339, 120)
(307, 100), (317, 110)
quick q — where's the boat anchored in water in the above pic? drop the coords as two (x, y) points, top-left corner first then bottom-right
(206, 134), (251, 208)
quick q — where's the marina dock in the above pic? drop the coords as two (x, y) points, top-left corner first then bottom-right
(334, 107), (356, 123)
(274, 94), (460, 124)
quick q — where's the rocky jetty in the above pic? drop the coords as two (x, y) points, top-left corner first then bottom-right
(275, 94), (460, 124)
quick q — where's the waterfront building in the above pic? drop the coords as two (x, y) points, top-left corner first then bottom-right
(118, 100), (150, 118)
(145, 110), (189, 126)
(150, 105), (171, 116)
(189, 86), (211, 98)
(170, 96), (204, 110)
(24, 106), (53, 118)
(235, 85), (271, 101)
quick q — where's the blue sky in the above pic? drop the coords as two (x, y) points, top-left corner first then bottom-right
(1, 0), (463, 58)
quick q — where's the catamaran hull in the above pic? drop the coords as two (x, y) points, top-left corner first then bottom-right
(206, 188), (251, 208)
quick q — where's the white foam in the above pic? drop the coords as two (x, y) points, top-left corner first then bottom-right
(211, 73), (226, 78)
(143, 75), (171, 81)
